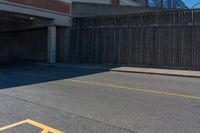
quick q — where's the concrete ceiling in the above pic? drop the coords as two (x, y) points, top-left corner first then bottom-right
(0, 11), (51, 32)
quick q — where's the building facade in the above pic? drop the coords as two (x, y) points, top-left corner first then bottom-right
(135, 0), (188, 9)
(5, 0), (186, 14)
(0, 0), (72, 64)
(0, 0), (188, 64)
(69, 0), (187, 9)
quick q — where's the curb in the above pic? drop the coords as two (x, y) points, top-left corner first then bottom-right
(63, 64), (200, 79)
(109, 69), (200, 79)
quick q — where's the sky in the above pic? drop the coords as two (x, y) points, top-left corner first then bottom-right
(182, 0), (200, 8)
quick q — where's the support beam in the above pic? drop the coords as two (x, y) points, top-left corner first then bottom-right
(47, 26), (56, 64)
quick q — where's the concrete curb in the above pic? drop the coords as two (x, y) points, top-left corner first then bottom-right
(109, 69), (200, 79)
(56, 64), (200, 79)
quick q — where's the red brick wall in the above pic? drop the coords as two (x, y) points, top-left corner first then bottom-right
(8, 0), (71, 13)
(112, 0), (120, 5)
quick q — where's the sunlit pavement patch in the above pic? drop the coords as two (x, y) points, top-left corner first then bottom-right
(0, 119), (64, 133)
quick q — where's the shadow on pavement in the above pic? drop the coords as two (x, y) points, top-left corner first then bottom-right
(0, 62), (113, 90)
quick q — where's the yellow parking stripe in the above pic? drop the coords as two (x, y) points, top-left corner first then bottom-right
(27, 119), (64, 133)
(0, 119), (64, 133)
(66, 79), (200, 100)
(0, 120), (27, 131)
(41, 129), (49, 133)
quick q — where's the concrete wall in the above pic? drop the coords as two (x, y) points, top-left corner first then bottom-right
(0, 0), (71, 27)
(71, 2), (164, 17)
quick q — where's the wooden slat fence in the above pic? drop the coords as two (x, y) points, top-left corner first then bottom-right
(61, 9), (200, 70)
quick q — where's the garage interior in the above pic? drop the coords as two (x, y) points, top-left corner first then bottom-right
(0, 11), (52, 64)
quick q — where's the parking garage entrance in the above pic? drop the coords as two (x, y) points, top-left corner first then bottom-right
(0, 11), (52, 64)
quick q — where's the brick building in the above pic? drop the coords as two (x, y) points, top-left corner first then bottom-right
(0, 0), (187, 64)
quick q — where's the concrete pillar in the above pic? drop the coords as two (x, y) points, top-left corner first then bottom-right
(47, 26), (57, 64)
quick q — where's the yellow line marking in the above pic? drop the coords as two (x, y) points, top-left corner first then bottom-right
(0, 120), (26, 131)
(66, 79), (200, 100)
(0, 119), (64, 133)
(41, 129), (49, 133)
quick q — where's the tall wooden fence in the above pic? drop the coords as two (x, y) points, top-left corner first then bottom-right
(64, 9), (200, 70)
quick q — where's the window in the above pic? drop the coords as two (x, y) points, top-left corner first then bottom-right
(162, 0), (169, 8)
(147, 0), (156, 7)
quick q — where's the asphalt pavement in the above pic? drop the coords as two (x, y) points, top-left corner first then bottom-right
(0, 64), (200, 133)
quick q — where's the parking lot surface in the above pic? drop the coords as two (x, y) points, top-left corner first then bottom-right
(0, 64), (200, 133)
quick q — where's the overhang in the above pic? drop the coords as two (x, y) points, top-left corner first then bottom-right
(0, 0), (71, 27)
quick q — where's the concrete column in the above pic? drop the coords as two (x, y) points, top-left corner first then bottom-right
(47, 26), (57, 64)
